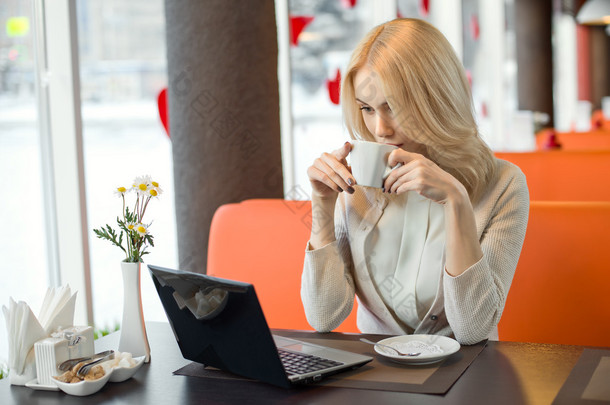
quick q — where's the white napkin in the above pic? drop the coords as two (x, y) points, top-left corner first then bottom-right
(2, 298), (46, 375)
(38, 285), (77, 335)
(2, 285), (77, 384)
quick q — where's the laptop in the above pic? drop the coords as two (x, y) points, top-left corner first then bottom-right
(148, 265), (372, 388)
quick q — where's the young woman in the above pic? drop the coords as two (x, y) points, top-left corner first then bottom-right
(301, 18), (529, 345)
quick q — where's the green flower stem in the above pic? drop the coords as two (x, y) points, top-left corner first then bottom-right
(140, 196), (152, 224)
(134, 196), (140, 223)
(121, 194), (126, 222)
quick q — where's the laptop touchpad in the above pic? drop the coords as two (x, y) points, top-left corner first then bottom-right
(274, 336), (326, 356)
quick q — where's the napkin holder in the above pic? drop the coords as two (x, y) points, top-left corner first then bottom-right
(34, 337), (69, 386)
(3, 287), (78, 386)
(33, 326), (95, 385)
(63, 325), (94, 359)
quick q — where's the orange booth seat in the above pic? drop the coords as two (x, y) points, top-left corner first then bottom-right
(495, 150), (610, 201)
(536, 128), (610, 151)
(208, 199), (610, 346)
(207, 199), (359, 332)
(498, 201), (610, 347)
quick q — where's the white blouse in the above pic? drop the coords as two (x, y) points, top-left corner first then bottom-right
(368, 191), (446, 331)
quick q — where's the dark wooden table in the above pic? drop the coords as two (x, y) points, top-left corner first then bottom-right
(0, 321), (588, 404)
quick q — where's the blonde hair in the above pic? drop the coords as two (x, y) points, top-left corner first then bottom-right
(341, 18), (495, 202)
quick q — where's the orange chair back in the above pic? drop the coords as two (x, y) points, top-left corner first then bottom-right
(207, 199), (359, 332)
(591, 109), (610, 131)
(498, 201), (610, 347)
(536, 129), (610, 151)
(495, 150), (610, 201)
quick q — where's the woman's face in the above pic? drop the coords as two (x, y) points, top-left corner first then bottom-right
(353, 67), (426, 154)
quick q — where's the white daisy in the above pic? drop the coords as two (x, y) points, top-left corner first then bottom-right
(150, 180), (164, 196)
(135, 223), (148, 237)
(132, 175), (152, 195)
(114, 186), (128, 197)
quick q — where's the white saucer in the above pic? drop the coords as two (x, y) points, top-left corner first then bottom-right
(25, 378), (60, 391)
(374, 334), (460, 365)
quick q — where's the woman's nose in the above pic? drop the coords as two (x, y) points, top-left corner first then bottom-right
(374, 114), (394, 138)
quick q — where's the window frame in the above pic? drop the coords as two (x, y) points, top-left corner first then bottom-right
(33, 0), (93, 325)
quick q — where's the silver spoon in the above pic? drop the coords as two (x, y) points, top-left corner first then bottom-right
(76, 351), (115, 377)
(58, 350), (115, 372)
(359, 338), (421, 357)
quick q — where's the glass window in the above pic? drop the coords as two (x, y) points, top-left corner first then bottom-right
(288, 0), (383, 199)
(0, 2), (48, 363)
(397, 0), (431, 21)
(77, 0), (176, 331)
(462, 0), (519, 150)
(286, 1), (467, 198)
(462, 0), (489, 138)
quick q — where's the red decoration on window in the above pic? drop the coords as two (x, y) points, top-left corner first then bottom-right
(340, 0), (357, 8)
(470, 14), (480, 40)
(397, 8), (404, 18)
(289, 15), (314, 46)
(420, 0), (430, 16)
(327, 69), (341, 105)
(157, 88), (170, 138)
(481, 101), (488, 118)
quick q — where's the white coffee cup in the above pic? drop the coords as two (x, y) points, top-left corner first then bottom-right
(350, 140), (399, 188)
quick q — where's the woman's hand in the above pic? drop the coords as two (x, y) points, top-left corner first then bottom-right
(383, 149), (466, 205)
(307, 142), (355, 199)
(307, 142), (355, 249)
(385, 149), (483, 276)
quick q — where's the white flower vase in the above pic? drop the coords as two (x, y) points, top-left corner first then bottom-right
(118, 261), (151, 362)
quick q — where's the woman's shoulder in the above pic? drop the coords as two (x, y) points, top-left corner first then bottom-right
(492, 156), (527, 187)
(475, 157), (529, 209)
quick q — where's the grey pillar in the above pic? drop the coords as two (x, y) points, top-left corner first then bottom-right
(589, 26), (610, 110)
(165, 0), (284, 274)
(515, 0), (554, 125)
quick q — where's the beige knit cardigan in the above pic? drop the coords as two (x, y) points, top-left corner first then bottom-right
(301, 159), (529, 345)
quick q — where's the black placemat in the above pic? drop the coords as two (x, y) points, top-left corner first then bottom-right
(174, 333), (487, 394)
(553, 348), (610, 404)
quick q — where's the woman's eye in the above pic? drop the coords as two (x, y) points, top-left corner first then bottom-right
(359, 106), (373, 113)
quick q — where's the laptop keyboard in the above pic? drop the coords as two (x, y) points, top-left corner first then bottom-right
(278, 348), (344, 376)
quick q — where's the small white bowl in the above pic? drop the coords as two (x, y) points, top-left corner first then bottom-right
(52, 363), (112, 396)
(107, 355), (145, 383)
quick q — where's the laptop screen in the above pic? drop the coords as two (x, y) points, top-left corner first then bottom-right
(148, 265), (291, 387)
